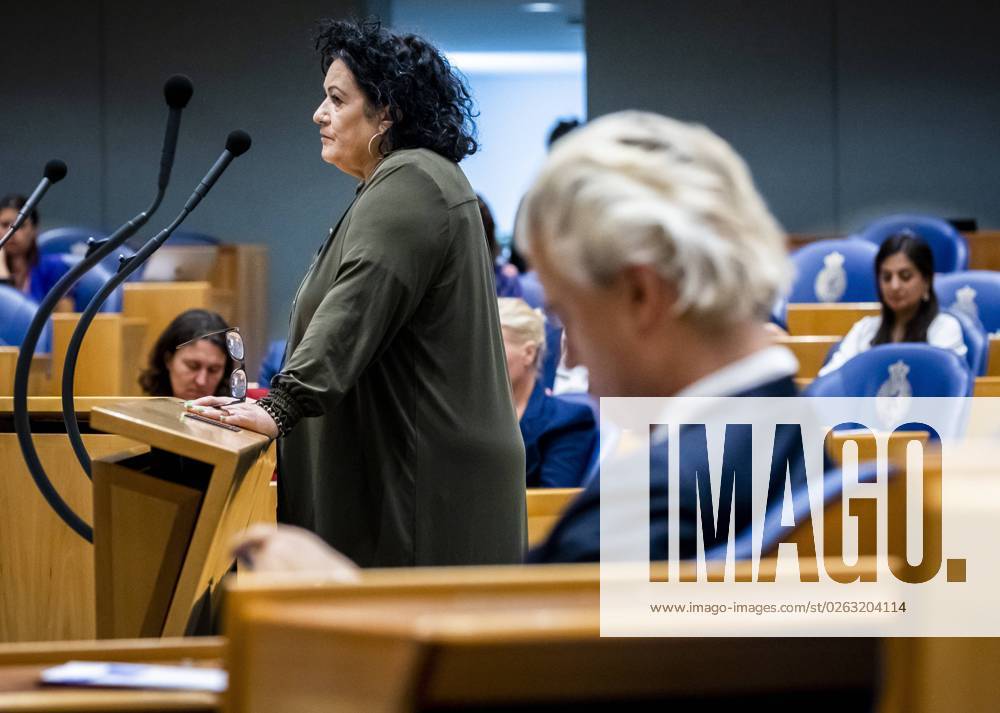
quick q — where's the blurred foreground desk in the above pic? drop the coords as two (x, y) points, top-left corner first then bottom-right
(225, 564), (877, 712)
(90, 399), (275, 639)
(0, 637), (222, 712)
(0, 398), (145, 643)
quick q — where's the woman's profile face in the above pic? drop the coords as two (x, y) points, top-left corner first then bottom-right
(165, 339), (227, 401)
(879, 251), (929, 316)
(313, 59), (386, 180)
(0, 207), (37, 258)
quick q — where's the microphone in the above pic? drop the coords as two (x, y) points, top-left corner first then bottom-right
(159, 75), (194, 190)
(0, 160), (67, 250)
(184, 130), (252, 212)
(14, 74), (196, 543)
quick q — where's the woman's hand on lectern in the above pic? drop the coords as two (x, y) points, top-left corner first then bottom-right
(184, 396), (279, 438)
(231, 524), (361, 579)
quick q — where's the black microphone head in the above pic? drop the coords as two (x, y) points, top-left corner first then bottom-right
(164, 74), (194, 109)
(225, 130), (252, 156)
(44, 160), (68, 183)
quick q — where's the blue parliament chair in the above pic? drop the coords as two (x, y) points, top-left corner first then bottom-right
(258, 339), (288, 386)
(0, 285), (40, 347)
(935, 271), (1000, 335)
(35, 254), (124, 313)
(788, 239), (880, 303)
(943, 307), (988, 376)
(804, 343), (974, 398)
(37, 225), (139, 279)
(37, 226), (107, 257)
(541, 321), (562, 391)
(518, 270), (545, 309)
(0, 285), (50, 352)
(855, 214), (968, 273)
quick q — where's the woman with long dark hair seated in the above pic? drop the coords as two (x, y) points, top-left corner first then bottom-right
(139, 309), (233, 401)
(818, 232), (966, 376)
(0, 194), (42, 294)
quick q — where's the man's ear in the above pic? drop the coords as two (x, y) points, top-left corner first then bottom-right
(621, 265), (675, 335)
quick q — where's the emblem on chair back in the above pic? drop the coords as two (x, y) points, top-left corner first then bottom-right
(814, 251), (847, 302)
(876, 359), (913, 427)
(950, 285), (979, 324)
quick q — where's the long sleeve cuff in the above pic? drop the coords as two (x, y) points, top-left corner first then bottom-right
(257, 384), (305, 437)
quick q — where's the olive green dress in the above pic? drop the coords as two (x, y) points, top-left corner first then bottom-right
(264, 148), (526, 567)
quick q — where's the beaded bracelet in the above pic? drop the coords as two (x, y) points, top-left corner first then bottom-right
(258, 398), (291, 438)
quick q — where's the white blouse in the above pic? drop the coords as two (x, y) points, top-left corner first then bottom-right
(817, 313), (967, 377)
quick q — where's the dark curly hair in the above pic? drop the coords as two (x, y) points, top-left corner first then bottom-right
(314, 19), (478, 162)
(138, 309), (233, 397)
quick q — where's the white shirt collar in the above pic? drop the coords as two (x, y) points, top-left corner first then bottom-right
(674, 345), (799, 398)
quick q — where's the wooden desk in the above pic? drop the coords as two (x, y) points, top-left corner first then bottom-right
(0, 637), (221, 712)
(91, 399), (275, 638)
(963, 230), (1000, 271)
(786, 302), (881, 336)
(224, 564), (877, 712)
(123, 282), (234, 366)
(207, 245), (268, 380)
(526, 487), (579, 546)
(50, 313), (147, 397)
(776, 335), (840, 377)
(0, 348), (54, 397)
(0, 398), (146, 643)
(974, 376), (1000, 396)
(989, 335), (1000, 376)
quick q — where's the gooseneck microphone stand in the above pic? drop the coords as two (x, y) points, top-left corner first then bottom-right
(0, 160), (68, 251)
(59, 130), (252, 479)
(12, 75), (193, 542)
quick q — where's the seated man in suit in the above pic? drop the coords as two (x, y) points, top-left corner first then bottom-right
(233, 110), (798, 570)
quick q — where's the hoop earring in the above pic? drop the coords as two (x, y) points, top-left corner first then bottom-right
(368, 132), (383, 157)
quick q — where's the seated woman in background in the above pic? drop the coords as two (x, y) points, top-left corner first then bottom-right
(139, 309), (233, 401)
(818, 233), (966, 376)
(499, 297), (596, 488)
(0, 194), (41, 293)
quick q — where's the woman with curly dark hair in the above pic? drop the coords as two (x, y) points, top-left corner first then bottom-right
(187, 19), (525, 567)
(140, 309), (233, 400)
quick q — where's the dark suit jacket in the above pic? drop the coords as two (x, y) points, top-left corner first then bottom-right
(527, 376), (798, 563)
(520, 381), (597, 488)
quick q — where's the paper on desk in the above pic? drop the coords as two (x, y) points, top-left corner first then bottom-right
(40, 661), (227, 692)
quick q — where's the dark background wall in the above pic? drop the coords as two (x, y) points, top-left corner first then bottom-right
(586, 0), (1000, 234)
(2, 0), (368, 347)
(4, 1), (998, 350)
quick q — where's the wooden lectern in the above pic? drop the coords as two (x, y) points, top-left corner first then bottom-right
(89, 398), (275, 639)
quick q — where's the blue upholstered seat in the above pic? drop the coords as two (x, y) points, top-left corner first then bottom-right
(804, 343), (973, 397)
(935, 271), (1000, 336)
(789, 239), (880, 303)
(856, 214), (968, 273)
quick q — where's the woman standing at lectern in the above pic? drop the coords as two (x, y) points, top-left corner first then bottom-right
(186, 19), (525, 567)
